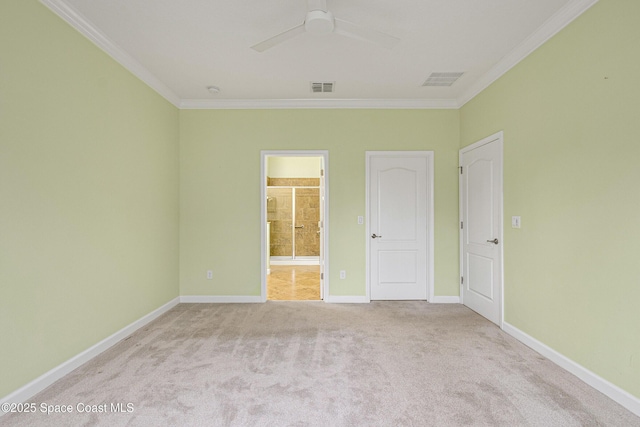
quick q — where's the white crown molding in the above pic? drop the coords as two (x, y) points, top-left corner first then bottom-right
(39, 0), (181, 107)
(179, 98), (459, 110)
(503, 322), (640, 417)
(457, 0), (599, 107)
(0, 297), (180, 413)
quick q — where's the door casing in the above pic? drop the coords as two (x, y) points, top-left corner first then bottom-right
(261, 150), (329, 302)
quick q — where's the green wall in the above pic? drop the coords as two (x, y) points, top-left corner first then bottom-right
(0, 1), (180, 397)
(268, 156), (322, 178)
(460, 0), (640, 397)
(179, 109), (460, 298)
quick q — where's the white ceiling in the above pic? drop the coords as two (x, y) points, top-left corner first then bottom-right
(42, 0), (597, 108)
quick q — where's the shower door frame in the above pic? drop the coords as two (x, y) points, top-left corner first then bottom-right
(260, 150), (329, 302)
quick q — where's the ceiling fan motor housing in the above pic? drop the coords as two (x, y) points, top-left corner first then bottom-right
(305, 10), (335, 35)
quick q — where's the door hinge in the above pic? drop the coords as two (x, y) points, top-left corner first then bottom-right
(459, 166), (463, 174)
(461, 276), (464, 285)
(321, 169), (324, 177)
(320, 273), (324, 280)
(460, 221), (463, 229)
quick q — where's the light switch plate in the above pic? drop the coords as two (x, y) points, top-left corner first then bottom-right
(357, 216), (363, 225)
(512, 216), (521, 229)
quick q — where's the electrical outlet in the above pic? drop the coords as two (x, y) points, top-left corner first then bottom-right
(206, 270), (213, 280)
(357, 216), (363, 225)
(339, 270), (346, 279)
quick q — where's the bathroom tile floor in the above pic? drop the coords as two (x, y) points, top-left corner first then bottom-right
(267, 265), (321, 300)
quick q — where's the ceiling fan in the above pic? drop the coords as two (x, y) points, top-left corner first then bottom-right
(251, 0), (400, 52)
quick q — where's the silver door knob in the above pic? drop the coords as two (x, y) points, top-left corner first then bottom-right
(487, 238), (499, 244)
(371, 234), (382, 239)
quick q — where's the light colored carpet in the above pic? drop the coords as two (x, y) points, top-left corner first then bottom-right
(2, 302), (639, 426)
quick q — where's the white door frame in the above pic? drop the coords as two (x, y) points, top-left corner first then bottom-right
(459, 132), (504, 327)
(365, 151), (435, 302)
(260, 150), (329, 302)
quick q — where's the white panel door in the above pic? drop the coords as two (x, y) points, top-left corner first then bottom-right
(460, 134), (503, 325)
(369, 152), (432, 300)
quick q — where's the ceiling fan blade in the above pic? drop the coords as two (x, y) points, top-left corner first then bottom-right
(334, 18), (400, 49)
(251, 23), (306, 52)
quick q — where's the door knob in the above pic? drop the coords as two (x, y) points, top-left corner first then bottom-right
(371, 234), (382, 239)
(487, 238), (499, 244)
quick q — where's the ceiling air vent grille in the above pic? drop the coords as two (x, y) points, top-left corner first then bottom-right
(422, 72), (465, 87)
(311, 82), (335, 93)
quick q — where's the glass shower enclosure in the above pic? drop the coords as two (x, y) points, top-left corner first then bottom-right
(267, 185), (320, 264)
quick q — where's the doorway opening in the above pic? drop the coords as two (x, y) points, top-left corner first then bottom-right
(261, 151), (328, 301)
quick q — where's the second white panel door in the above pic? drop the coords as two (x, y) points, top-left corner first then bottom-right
(460, 135), (503, 325)
(369, 152), (432, 300)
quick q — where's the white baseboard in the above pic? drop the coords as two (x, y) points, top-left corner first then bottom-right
(180, 295), (263, 303)
(0, 297), (180, 413)
(430, 296), (460, 303)
(324, 295), (370, 303)
(323, 296), (461, 304)
(502, 322), (640, 417)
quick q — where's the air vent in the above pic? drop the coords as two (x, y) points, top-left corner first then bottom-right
(311, 82), (335, 93)
(422, 72), (465, 87)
